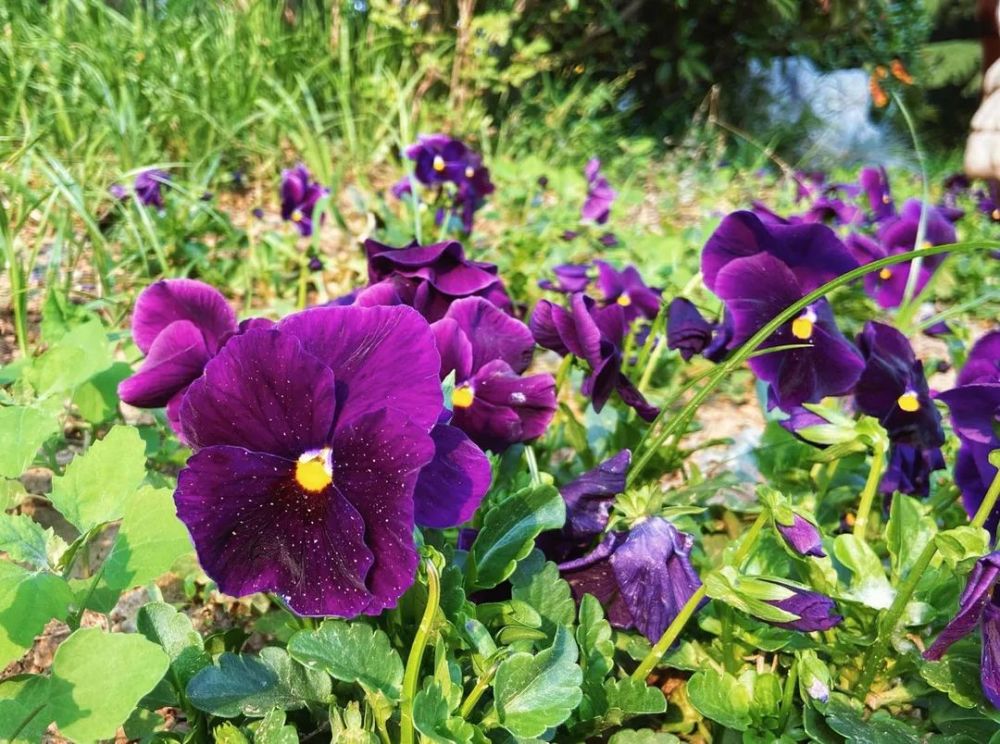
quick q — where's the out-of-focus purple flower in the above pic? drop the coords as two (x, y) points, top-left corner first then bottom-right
(776, 514), (826, 558)
(778, 406), (830, 439)
(558, 517), (702, 643)
(530, 293), (659, 421)
(923, 320), (952, 338)
(598, 232), (620, 247)
(252, 207), (265, 219)
(406, 134), (470, 185)
(581, 158), (615, 224)
(761, 581), (842, 631)
(666, 298), (732, 363)
(793, 171), (826, 203)
(977, 182), (1000, 223)
(594, 261), (661, 323)
(538, 264), (592, 294)
(307, 255), (324, 272)
(280, 164), (329, 237)
(860, 166), (895, 222)
(175, 305), (481, 616)
(712, 252), (864, 410)
(109, 183), (130, 201)
(882, 443), (946, 498)
(135, 169), (171, 209)
(431, 298), (556, 452)
(924, 552), (1000, 707)
(118, 280), (238, 433)
(390, 177), (413, 199)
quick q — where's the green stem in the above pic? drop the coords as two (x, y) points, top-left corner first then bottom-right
(627, 239), (997, 488)
(399, 558), (440, 744)
(459, 662), (499, 720)
(853, 438), (887, 540)
(894, 92), (930, 323)
(859, 464), (1000, 696)
(778, 660), (799, 731)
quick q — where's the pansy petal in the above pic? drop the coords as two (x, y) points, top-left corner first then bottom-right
(960, 331), (1000, 386)
(561, 450), (631, 541)
(559, 532), (634, 629)
(132, 279), (237, 354)
(413, 424), (491, 528)
(442, 297), (535, 374)
(938, 384), (1000, 444)
(119, 320), (210, 408)
(455, 360), (556, 451)
(981, 600), (1000, 708)
(529, 300), (571, 356)
(431, 318), (475, 382)
(925, 552), (1000, 659)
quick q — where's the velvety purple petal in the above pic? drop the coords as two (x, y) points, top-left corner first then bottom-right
(925, 552), (1000, 660)
(413, 424), (491, 529)
(539, 264), (591, 293)
(981, 600), (1000, 707)
(559, 532), (634, 629)
(860, 166), (894, 221)
(765, 582), (842, 631)
(132, 279), (237, 354)
(119, 320), (210, 408)
(937, 384), (1000, 444)
(667, 298), (713, 361)
(180, 328), (337, 457)
(431, 318), (474, 382)
(881, 444), (946, 497)
(959, 331), (1000, 386)
(561, 450), (631, 541)
(615, 373), (660, 422)
(278, 305), (443, 430)
(529, 300), (571, 356)
(776, 515), (826, 558)
(556, 294), (604, 366)
(441, 297), (535, 374)
(956, 441), (1000, 534)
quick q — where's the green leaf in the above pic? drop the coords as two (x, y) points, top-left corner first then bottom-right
(187, 646), (331, 718)
(413, 679), (475, 744)
(102, 485), (192, 592)
(885, 494), (934, 579)
(287, 619), (403, 702)
(510, 551), (575, 644)
(0, 513), (66, 570)
(0, 406), (59, 478)
(576, 593), (614, 690)
(0, 562), (74, 667)
(253, 708), (300, 744)
(469, 484), (565, 589)
(330, 701), (379, 744)
(686, 668), (752, 731)
(936, 526), (991, 572)
(137, 601), (211, 693)
(214, 721), (251, 744)
(48, 424), (147, 533)
(822, 696), (921, 743)
(602, 676), (667, 725)
(47, 627), (170, 742)
(608, 730), (681, 744)
(0, 674), (51, 743)
(920, 638), (984, 709)
(493, 625), (583, 737)
(72, 362), (132, 425)
(28, 320), (113, 395)
(832, 534), (894, 610)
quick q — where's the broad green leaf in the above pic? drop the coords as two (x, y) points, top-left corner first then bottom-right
(137, 601), (211, 693)
(0, 562), (74, 667)
(822, 696), (921, 743)
(832, 534), (894, 610)
(747, 670), (782, 728)
(0, 513), (66, 570)
(287, 620), (403, 701)
(47, 627), (169, 742)
(0, 674), (51, 743)
(936, 526), (991, 572)
(413, 680), (475, 744)
(885, 494), (934, 579)
(73, 362), (132, 425)
(602, 677), (667, 725)
(187, 646), (331, 718)
(48, 425), (147, 533)
(608, 731), (680, 744)
(686, 668), (752, 731)
(28, 320), (113, 395)
(102, 485), (192, 592)
(493, 625), (583, 737)
(470, 484), (565, 589)
(0, 405), (58, 478)
(510, 551), (575, 644)
(920, 639), (984, 709)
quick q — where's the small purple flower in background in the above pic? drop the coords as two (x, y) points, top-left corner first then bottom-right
(110, 169), (171, 208)
(666, 298), (732, 363)
(775, 514), (826, 558)
(431, 298), (556, 452)
(977, 181), (1000, 222)
(280, 164), (329, 237)
(307, 255), (324, 272)
(593, 260), (661, 323)
(860, 165), (895, 222)
(406, 134), (470, 185)
(538, 263), (592, 294)
(793, 171), (826, 203)
(109, 183), (130, 201)
(581, 158), (616, 224)
(924, 551), (1000, 707)
(118, 279), (238, 434)
(530, 293), (659, 421)
(759, 580), (842, 632)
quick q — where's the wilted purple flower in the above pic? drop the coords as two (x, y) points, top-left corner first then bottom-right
(118, 280), (238, 432)
(594, 260), (661, 323)
(666, 298), (732, 363)
(431, 298), (556, 452)
(776, 514), (826, 558)
(559, 517), (702, 642)
(882, 443), (946, 498)
(581, 158), (615, 224)
(280, 164), (329, 237)
(530, 293), (659, 421)
(175, 305), (482, 616)
(538, 264), (592, 294)
(860, 165), (895, 222)
(924, 551), (1000, 707)
(761, 580), (842, 631)
(560, 450), (631, 543)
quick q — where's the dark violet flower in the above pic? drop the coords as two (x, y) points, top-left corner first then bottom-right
(860, 165), (895, 222)
(560, 450), (631, 543)
(538, 263), (592, 294)
(958, 330), (1000, 387)
(761, 580), (842, 632)
(530, 293), (659, 421)
(406, 134), (470, 186)
(923, 320), (952, 338)
(924, 552), (1000, 707)
(358, 239), (512, 322)
(431, 298), (556, 452)
(882, 443), (946, 498)
(413, 423), (492, 529)
(594, 260), (661, 323)
(558, 517), (702, 643)
(711, 252), (864, 410)
(666, 298), (732, 363)
(598, 232), (620, 247)
(776, 514), (826, 558)
(778, 406), (831, 439)
(977, 181), (1000, 223)
(307, 255), (324, 272)
(175, 305), (481, 616)
(854, 321), (944, 450)
(118, 279), (238, 432)
(581, 158), (615, 224)
(135, 169), (171, 209)
(280, 164), (329, 237)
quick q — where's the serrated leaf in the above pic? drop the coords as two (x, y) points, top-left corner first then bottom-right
(187, 647), (331, 718)
(0, 406), (59, 478)
(577, 593), (613, 688)
(602, 676), (667, 724)
(102, 485), (192, 592)
(28, 320), (113, 395)
(936, 526), (991, 572)
(0, 562), (74, 667)
(48, 425), (147, 533)
(413, 680), (475, 744)
(469, 484), (565, 589)
(885, 494), (934, 579)
(686, 668), (752, 731)
(493, 625), (583, 737)
(0, 674), (51, 743)
(287, 620), (403, 701)
(511, 551), (575, 644)
(137, 601), (210, 693)
(832, 534), (894, 610)
(47, 627), (169, 742)
(0, 513), (66, 569)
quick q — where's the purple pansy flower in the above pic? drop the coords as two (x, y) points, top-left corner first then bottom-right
(560, 450), (631, 544)
(711, 252), (864, 410)
(976, 182), (1000, 223)
(859, 166), (895, 222)
(593, 260), (661, 323)
(581, 158), (615, 224)
(118, 279), (238, 433)
(761, 580), (842, 632)
(406, 134), (471, 185)
(776, 514), (826, 558)
(431, 298), (556, 452)
(558, 517), (702, 643)
(924, 552), (1000, 707)
(135, 169), (171, 208)
(882, 443), (947, 498)
(666, 298), (732, 363)
(175, 305), (482, 616)
(280, 164), (329, 237)
(530, 293), (659, 421)
(538, 264), (592, 294)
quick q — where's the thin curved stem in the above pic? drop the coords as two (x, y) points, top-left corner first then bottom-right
(399, 558), (440, 744)
(853, 438), (887, 540)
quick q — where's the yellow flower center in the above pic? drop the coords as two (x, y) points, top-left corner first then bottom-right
(291, 209), (304, 223)
(465, 166), (475, 179)
(616, 295), (632, 307)
(452, 386), (475, 409)
(295, 448), (332, 493)
(879, 268), (892, 280)
(993, 208), (1000, 220)
(791, 308), (818, 341)
(897, 391), (920, 412)
(882, 194), (891, 205)
(433, 155), (446, 172)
